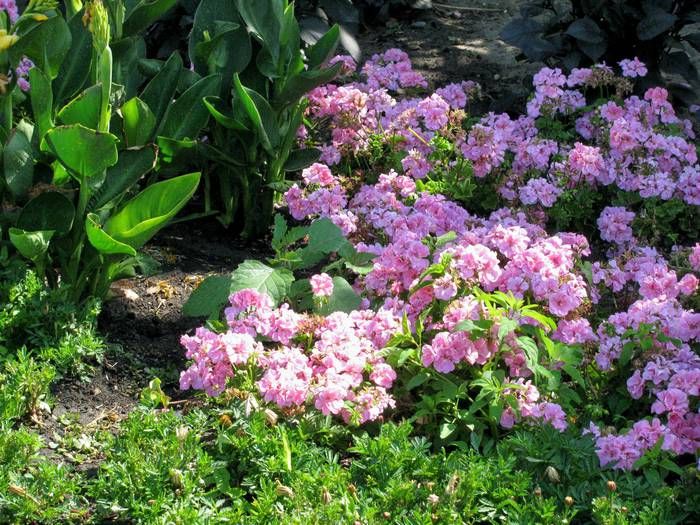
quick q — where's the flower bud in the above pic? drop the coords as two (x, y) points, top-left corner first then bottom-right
(83, 0), (110, 52)
(606, 480), (617, 492)
(545, 466), (560, 483)
(275, 482), (294, 498)
(321, 487), (332, 504)
(264, 408), (278, 426)
(347, 483), (357, 495)
(169, 468), (184, 490)
(621, 506), (628, 514)
(564, 496), (574, 507)
(445, 473), (459, 495)
(427, 494), (439, 506)
(31, 14), (48, 21)
(175, 425), (189, 441)
(219, 414), (232, 427)
(534, 486), (542, 497)
(382, 512), (391, 519)
(0, 31), (19, 51)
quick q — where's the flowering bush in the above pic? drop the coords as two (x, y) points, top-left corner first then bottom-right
(182, 49), (699, 475)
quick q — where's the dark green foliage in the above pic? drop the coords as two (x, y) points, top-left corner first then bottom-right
(501, 1), (700, 106)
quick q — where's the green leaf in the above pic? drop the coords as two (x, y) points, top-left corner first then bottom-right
(53, 9), (93, 104)
(229, 259), (294, 305)
(235, 0), (283, 65)
(3, 123), (35, 200)
(85, 213), (137, 256)
(188, 0), (241, 72)
(17, 192), (75, 235)
(159, 74), (221, 140)
(9, 228), (53, 262)
(308, 217), (347, 254)
(619, 341), (635, 366)
(104, 172), (201, 249)
(565, 17), (605, 43)
(88, 146), (158, 210)
(57, 84), (102, 128)
(497, 318), (518, 343)
(283, 148), (321, 171)
(28, 68), (53, 141)
(122, 97), (156, 147)
(202, 96), (248, 130)
(41, 125), (118, 180)
(316, 276), (362, 315)
(123, 0), (178, 36)
(637, 10), (677, 40)
(183, 275), (233, 318)
(439, 422), (456, 439)
(232, 73), (278, 153)
(406, 372), (429, 390)
(193, 23), (251, 84)
(111, 36), (146, 99)
(307, 24), (340, 68)
(141, 52), (183, 128)
(10, 15), (71, 79)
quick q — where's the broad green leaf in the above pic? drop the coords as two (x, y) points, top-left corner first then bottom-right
(316, 276), (362, 315)
(235, 0), (283, 65)
(229, 259), (294, 305)
(9, 228), (53, 262)
(183, 274), (232, 318)
(159, 74), (221, 140)
(111, 36), (146, 100)
(54, 9), (93, 104)
(10, 15), (71, 79)
(88, 146), (158, 210)
(637, 10), (677, 40)
(565, 17), (605, 43)
(193, 23), (251, 85)
(57, 84), (102, 128)
(307, 24), (340, 68)
(104, 172), (201, 249)
(3, 123), (35, 199)
(122, 97), (156, 147)
(86, 213), (136, 255)
(283, 148), (321, 171)
(141, 52), (183, 128)
(308, 217), (346, 254)
(28, 68), (53, 140)
(41, 125), (118, 180)
(188, 0), (241, 70)
(17, 192), (74, 235)
(123, 0), (178, 36)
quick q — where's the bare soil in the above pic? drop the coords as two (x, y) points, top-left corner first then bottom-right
(356, 0), (541, 112)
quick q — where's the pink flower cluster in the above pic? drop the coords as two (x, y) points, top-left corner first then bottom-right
(500, 378), (568, 431)
(597, 206), (636, 245)
(181, 289), (402, 424)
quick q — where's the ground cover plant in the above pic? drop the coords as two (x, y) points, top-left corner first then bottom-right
(0, 0), (697, 523)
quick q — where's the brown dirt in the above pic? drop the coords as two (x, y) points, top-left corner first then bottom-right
(41, 219), (268, 457)
(356, 0), (541, 112)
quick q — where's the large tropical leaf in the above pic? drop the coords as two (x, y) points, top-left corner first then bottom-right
(103, 172), (200, 248)
(41, 125), (118, 180)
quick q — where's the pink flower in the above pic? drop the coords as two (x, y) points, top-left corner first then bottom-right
(619, 57), (647, 78)
(310, 273), (334, 297)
